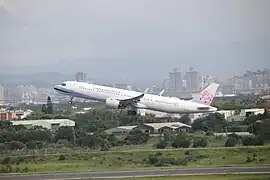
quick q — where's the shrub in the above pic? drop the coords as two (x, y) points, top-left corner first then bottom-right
(1, 157), (11, 165)
(193, 138), (208, 148)
(225, 137), (238, 147)
(59, 154), (66, 161)
(205, 131), (214, 136)
(26, 141), (43, 149)
(228, 133), (240, 140)
(172, 135), (191, 148)
(242, 136), (255, 146)
(156, 140), (166, 149)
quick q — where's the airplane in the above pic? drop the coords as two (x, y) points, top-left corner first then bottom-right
(54, 81), (219, 115)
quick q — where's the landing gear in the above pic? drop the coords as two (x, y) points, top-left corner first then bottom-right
(127, 110), (137, 116)
(68, 97), (74, 104)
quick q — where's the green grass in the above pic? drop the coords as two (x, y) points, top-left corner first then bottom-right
(1, 146), (270, 173)
(96, 174), (270, 180)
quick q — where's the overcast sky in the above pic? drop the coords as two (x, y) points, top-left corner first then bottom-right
(1, 0), (270, 79)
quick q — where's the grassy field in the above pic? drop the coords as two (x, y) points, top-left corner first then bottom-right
(97, 174), (270, 180)
(1, 146), (270, 173)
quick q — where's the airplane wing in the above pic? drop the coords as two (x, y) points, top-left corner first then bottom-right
(118, 93), (145, 108)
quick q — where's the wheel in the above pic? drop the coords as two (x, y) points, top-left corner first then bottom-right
(69, 97), (74, 104)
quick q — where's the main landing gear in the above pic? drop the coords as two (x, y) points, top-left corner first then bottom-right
(127, 110), (137, 116)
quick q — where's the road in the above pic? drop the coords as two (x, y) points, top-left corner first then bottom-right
(0, 167), (270, 180)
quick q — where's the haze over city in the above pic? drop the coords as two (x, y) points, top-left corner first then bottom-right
(1, 0), (270, 83)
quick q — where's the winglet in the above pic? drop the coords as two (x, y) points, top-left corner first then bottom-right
(190, 83), (219, 105)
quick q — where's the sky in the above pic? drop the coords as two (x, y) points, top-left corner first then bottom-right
(0, 0), (270, 80)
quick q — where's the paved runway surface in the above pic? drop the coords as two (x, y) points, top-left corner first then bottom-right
(0, 167), (270, 180)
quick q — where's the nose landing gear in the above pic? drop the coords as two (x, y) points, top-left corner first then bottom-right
(69, 97), (74, 104)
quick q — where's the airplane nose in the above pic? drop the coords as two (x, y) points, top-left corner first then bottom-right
(53, 85), (60, 90)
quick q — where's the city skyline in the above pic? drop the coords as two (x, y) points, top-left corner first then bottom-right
(1, 0), (270, 80)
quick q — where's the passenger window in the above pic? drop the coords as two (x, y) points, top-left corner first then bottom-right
(61, 83), (66, 86)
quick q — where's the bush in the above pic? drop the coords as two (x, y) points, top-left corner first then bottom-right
(59, 154), (66, 161)
(242, 136), (255, 146)
(254, 136), (264, 146)
(172, 139), (190, 148)
(242, 136), (264, 146)
(26, 140), (43, 149)
(205, 131), (214, 136)
(156, 140), (166, 149)
(193, 138), (208, 148)
(172, 134), (191, 148)
(1, 157), (11, 165)
(228, 133), (240, 140)
(225, 137), (238, 147)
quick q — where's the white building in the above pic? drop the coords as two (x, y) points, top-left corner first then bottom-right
(217, 110), (236, 121)
(138, 109), (186, 119)
(239, 108), (265, 117)
(11, 119), (75, 131)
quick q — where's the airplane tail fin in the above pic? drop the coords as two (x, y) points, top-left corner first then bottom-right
(189, 83), (219, 105)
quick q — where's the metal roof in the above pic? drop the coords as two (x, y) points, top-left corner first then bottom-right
(144, 122), (191, 129)
(11, 119), (75, 126)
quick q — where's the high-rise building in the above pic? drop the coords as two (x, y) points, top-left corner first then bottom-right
(0, 85), (4, 105)
(162, 79), (170, 92)
(168, 68), (183, 92)
(184, 67), (199, 92)
(76, 72), (88, 82)
(114, 84), (132, 90)
(201, 75), (216, 89)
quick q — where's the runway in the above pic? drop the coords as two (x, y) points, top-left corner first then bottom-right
(0, 167), (270, 180)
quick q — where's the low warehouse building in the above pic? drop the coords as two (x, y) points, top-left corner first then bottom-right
(105, 126), (136, 139)
(135, 122), (191, 134)
(105, 122), (191, 138)
(10, 119), (75, 131)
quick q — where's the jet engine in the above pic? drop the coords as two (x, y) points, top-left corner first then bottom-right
(105, 97), (120, 108)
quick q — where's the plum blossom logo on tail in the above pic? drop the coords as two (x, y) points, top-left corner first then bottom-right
(199, 91), (214, 104)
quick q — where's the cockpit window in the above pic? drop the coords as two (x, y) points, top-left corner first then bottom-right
(61, 83), (66, 86)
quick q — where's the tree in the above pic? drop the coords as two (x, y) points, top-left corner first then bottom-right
(41, 104), (47, 114)
(46, 96), (53, 114)
(191, 113), (227, 132)
(179, 115), (191, 125)
(55, 126), (74, 142)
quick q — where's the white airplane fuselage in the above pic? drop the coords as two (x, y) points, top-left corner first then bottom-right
(54, 81), (217, 114)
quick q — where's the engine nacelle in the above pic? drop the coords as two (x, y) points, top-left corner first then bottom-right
(105, 97), (120, 108)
